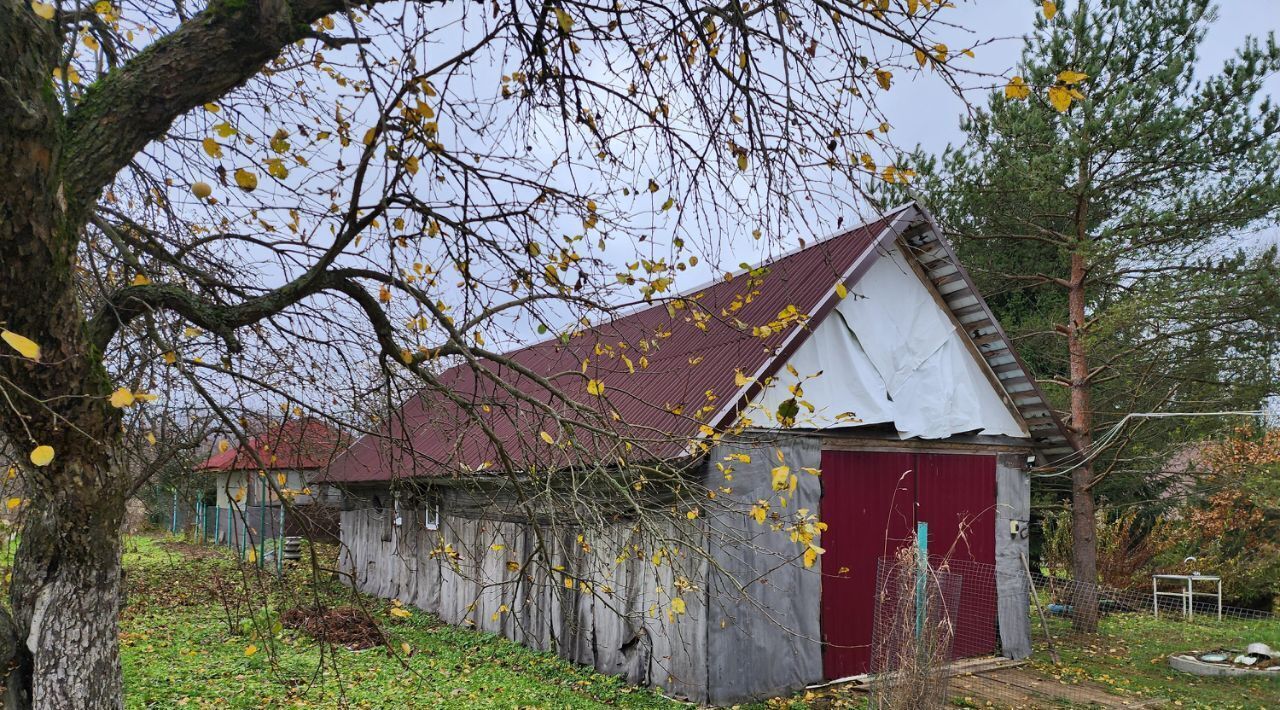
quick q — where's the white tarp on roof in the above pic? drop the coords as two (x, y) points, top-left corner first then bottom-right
(748, 245), (1027, 439)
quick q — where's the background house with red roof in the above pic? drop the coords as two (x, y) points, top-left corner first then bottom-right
(194, 417), (348, 549)
(322, 203), (1074, 703)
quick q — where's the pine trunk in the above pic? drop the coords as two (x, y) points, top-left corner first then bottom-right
(1067, 249), (1100, 633)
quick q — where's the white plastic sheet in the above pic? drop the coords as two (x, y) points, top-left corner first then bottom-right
(750, 246), (1026, 439)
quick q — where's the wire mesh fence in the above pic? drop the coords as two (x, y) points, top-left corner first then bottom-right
(869, 551), (1279, 708)
(869, 546), (962, 709)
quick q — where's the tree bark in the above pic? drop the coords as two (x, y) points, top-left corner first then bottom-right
(1067, 244), (1100, 634)
(0, 4), (128, 707)
(5, 492), (127, 709)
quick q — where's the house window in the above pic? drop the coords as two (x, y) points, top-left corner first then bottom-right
(422, 496), (440, 531)
(372, 494), (392, 542)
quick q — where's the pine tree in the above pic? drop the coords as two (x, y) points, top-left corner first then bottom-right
(897, 0), (1280, 631)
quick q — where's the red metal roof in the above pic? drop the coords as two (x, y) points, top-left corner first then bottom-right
(196, 418), (349, 472)
(322, 208), (911, 484)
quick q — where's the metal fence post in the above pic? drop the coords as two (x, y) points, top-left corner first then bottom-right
(916, 521), (928, 641)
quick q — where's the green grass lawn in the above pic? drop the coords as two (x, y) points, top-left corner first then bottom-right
(117, 535), (687, 709)
(24, 533), (1280, 708)
(1030, 609), (1280, 709)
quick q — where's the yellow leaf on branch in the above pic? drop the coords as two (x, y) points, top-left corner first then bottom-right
(233, 169), (258, 191)
(29, 445), (54, 467)
(1004, 76), (1031, 100)
(586, 379), (605, 396)
(553, 7), (574, 32)
(771, 465), (791, 491)
(803, 545), (821, 568)
(1048, 85), (1073, 112)
(109, 388), (135, 408)
(202, 138), (223, 159)
(2, 330), (40, 361)
(1057, 70), (1089, 85)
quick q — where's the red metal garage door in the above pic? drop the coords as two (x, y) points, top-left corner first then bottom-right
(820, 449), (996, 679)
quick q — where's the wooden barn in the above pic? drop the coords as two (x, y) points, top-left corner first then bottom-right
(322, 203), (1073, 704)
(195, 418), (348, 548)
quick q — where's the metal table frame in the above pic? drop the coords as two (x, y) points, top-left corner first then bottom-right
(1152, 574), (1222, 621)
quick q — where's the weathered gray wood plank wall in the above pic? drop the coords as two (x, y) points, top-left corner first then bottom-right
(339, 503), (711, 701)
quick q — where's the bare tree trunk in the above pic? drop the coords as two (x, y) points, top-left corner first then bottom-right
(1067, 249), (1100, 634)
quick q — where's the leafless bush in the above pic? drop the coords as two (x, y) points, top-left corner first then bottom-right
(870, 545), (959, 710)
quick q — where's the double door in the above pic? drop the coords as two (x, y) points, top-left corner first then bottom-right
(819, 449), (996, 679)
